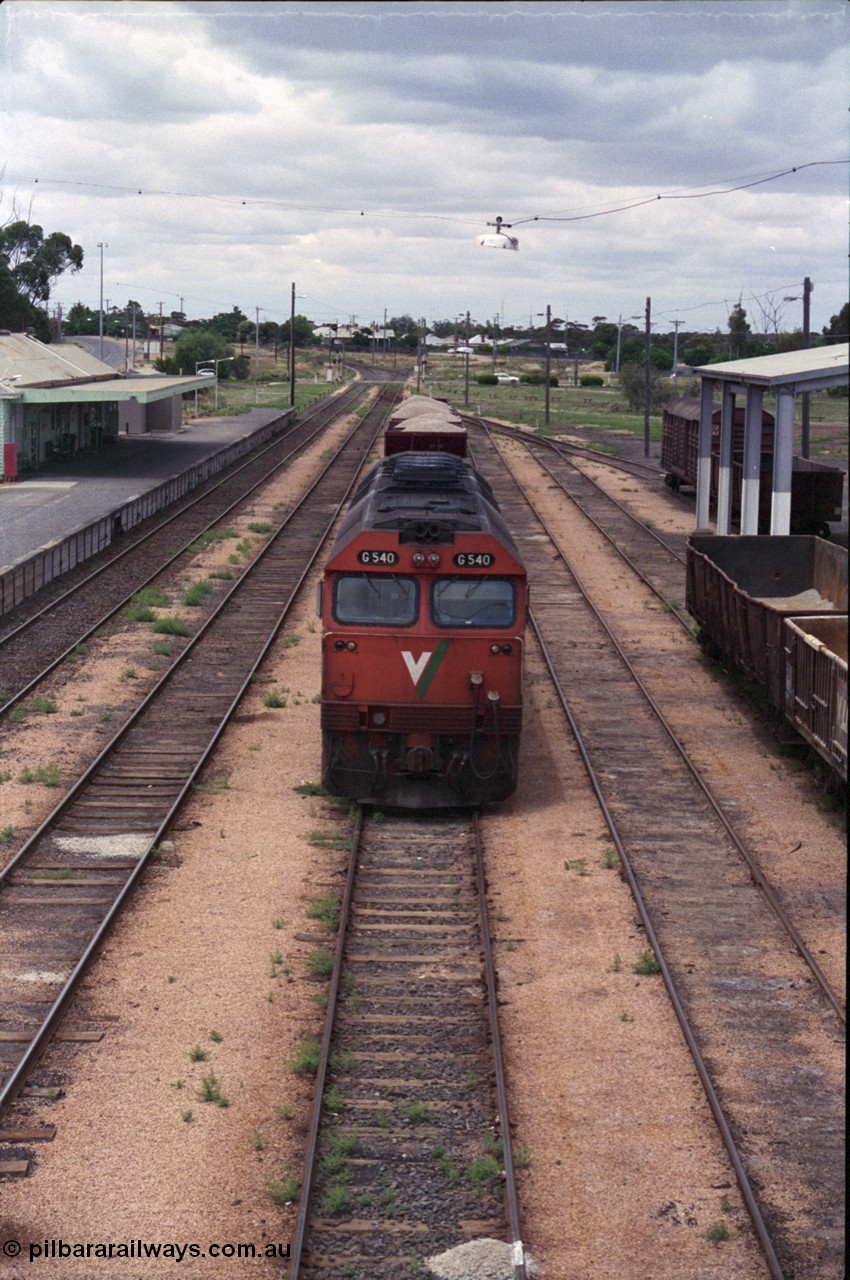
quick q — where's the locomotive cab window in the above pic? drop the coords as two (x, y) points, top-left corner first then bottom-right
(431, 577), (516, 628)
(333, 573), (418, 626)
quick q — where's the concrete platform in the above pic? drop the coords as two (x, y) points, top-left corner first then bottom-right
(0, 409), (288, 572)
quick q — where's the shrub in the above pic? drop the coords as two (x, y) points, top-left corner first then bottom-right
(580, 374), (604, 387)
(476, 373), (498, 385)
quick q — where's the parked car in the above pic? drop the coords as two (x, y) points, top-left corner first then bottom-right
(495, 372), (519, 384)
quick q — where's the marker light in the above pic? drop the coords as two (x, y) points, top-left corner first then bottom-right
(412, 552), (425, 565)
(427, 552), (441, 565)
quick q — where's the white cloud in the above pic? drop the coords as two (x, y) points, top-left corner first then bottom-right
(1, 0), (846, 333)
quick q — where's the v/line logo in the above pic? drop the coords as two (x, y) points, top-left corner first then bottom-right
(401, 639), (450, 698)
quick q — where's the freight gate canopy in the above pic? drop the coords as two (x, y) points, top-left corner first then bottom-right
(691, 344), (848, 535)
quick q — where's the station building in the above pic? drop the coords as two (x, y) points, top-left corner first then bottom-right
(0, 331), (212, 480)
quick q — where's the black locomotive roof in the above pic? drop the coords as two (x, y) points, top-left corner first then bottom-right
(332, 452), (522, 555)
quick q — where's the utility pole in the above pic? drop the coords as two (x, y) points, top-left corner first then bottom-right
(643, 297), (651, 457)
(544, 304), (552, 426)
(802, 276), (812, 458)
(464, 310), (471, 407)
(289, 283), (296, 408)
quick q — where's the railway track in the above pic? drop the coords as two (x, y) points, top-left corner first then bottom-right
(468, 422), (845, 1280)
(289, 809), (527, 1280)
(0, 383), (372, 715)
(0, 384), (404, 1162)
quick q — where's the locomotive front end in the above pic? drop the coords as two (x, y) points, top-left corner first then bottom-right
(319, 454), (526, 807)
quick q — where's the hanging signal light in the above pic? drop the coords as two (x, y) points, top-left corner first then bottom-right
(476, 216), (519, 251)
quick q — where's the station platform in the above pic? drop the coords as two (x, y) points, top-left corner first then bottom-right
(0, 409), (288, 573)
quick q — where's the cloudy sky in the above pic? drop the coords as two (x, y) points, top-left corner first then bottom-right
(1, 0), (847, 338)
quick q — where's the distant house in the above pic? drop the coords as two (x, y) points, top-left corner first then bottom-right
(0, 332), (212, 479)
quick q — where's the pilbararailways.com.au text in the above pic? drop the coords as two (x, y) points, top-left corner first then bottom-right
(2, 1239), (291, 1264)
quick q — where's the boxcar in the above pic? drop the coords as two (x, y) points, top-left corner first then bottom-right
(319, 451), (526, 808)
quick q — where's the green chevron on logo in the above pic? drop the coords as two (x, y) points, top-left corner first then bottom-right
(402, 639), (451, 699)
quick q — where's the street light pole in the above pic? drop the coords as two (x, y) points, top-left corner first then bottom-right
(536, 306), (552, 425)
(97, 242), (107, 362)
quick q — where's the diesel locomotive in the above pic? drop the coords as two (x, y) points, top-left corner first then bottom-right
(319, 444), (526, 808)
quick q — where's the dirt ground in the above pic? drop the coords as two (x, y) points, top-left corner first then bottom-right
(0, 407), (844, 1280)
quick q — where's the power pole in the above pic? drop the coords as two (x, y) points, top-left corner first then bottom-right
(289, 283), (296, 408)
(643, 297), (651, 457)
(544, 304), (552, 426)
(801, 276), (813, 458)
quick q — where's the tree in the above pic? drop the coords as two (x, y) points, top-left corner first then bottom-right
(682, 342), (715, 367)
(590, 321), (618, 361)
(279, 314), (318, 347)
(204, 307), (249, 342)
(617, 361), (671, 413)
(64, 301), (99, 335)
(389, 315), (420, 351)
(156, 328), (235, 377)
(727, 302), (751, 359)
(822, 303), (848, 344)
(0, 220), (83, 305)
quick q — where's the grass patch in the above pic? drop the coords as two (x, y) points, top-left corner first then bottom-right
(633, 949), (661, 976)
(19, 764), (61, 787)
(706, 1221), (731, 1245)
(320, 1184), (351, 1216)
(306, 948), (335, 978)
(262, 689), (287, 708)
(399, 1099), (430, 1125)
(152, 617), (191, 637)
(267, 1173), (299, 1205)
(29, 695), (58, 715)
(307, 896), (341, 931)
(133, 586), (171, 608)
(290, 1033), (321, 1076)
(197, 1072), (229, 1106)
(183, 579), (213, 607)
(189, 528), (238, 552)
(469, 1154), (501, 1193)
(323, 1084), (346, 1114)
